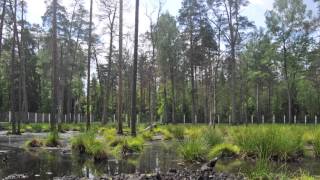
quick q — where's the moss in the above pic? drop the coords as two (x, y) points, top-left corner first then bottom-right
(208, 143), (240, 159)
(141, 130), (154, 141)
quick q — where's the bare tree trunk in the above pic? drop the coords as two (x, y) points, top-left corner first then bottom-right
(170, 66), (176, 124)
(0, 0), (6, 59)
(9, 0), (17, 134)
(20, 0), (28, 125)
(117, 0), (123, 134)
(86, 0), (93, 130)
(131, 0), (139, 136)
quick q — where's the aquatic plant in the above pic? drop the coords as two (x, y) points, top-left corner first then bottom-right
(207, 143), (240, 159)
(25, 138), (43, 148)
(71, 131), (96, 153)
(45, 131), (60, 147)
(232, 125), (304, 161)
(201, 127), (223, 147)
(167, 125), (185, 140)
(154, 127), (173, 140)
(141, 130), (154, 141)
(178, 137), (209, 162)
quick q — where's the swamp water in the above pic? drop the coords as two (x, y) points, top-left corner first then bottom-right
(0, 132), (320, 179)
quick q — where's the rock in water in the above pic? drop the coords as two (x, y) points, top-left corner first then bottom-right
(207, 157), (219, 168)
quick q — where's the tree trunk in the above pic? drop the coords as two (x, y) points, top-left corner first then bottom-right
(86, 0), (93, 130)
(131, 0), (139, 136)
(0, 0), (6, 59)
(117, 0), (123, 134)
(170, 66), (176, 124)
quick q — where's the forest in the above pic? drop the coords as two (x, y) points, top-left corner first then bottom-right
(0, 0), (320, 179)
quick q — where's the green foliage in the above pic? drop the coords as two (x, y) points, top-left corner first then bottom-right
(25, 139), (43, 148)
(141, 130), (154, 141)
(312, 129), (320, 157)
(232, 125), (304, 160)
(207, 143), (240, 159)
(167, 125), (185, 140)
(178, 137), (209, 162)
(201, 128), (223, 147)
(154, 126), (173, 140)
(45, 131), (60, 147)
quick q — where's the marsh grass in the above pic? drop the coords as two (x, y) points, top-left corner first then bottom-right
(312, 129), (320, 157)
(167, 125), (185, 140)
(45, 131), (60, 147)
(232, 125), (304, 161)
(178, 137), (209, 162)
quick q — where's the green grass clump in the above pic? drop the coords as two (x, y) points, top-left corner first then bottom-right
(185, 126), (202, 139)
(110, 136), (145, 157)
(312, 130), (320, 157)
(45, 131), (60, 147)
(232, 125), (304, 161)
(167, 125), (185, 140)
(154, 127), (173, 140)
(141, 130), (154, 141)
(71, 131), (109, 161)
(201, 128), (223, 147)
(25, 139), (43, 148)
(178, 137), (209, 162)
(207, 143), (240, 159)
(71, 131), (96, 154)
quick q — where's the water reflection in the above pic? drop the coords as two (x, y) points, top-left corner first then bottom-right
(0, 141), (320, 179)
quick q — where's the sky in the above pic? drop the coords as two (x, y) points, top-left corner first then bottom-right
(25, 0), (318, 36)
(23, 0), (318, 83)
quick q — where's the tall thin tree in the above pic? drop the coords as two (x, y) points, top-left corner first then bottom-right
(131, 0), (139, 136)
(117, 0), (123, 134)
(51, 0), (58, 131)
(86, 0), (93, 130)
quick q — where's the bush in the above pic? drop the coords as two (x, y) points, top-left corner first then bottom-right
(178, 138), (209, 162)
(207, 143), (240, 159)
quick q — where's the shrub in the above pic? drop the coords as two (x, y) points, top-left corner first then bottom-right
(178, 138), (209, 162)
(207, 143), (240, 159)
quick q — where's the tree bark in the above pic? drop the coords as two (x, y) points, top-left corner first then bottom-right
(117, 0), (123, 134)
(0, 0), (6, 59)
(131, 0), (139, 136)
(86, 0), (93, 130)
